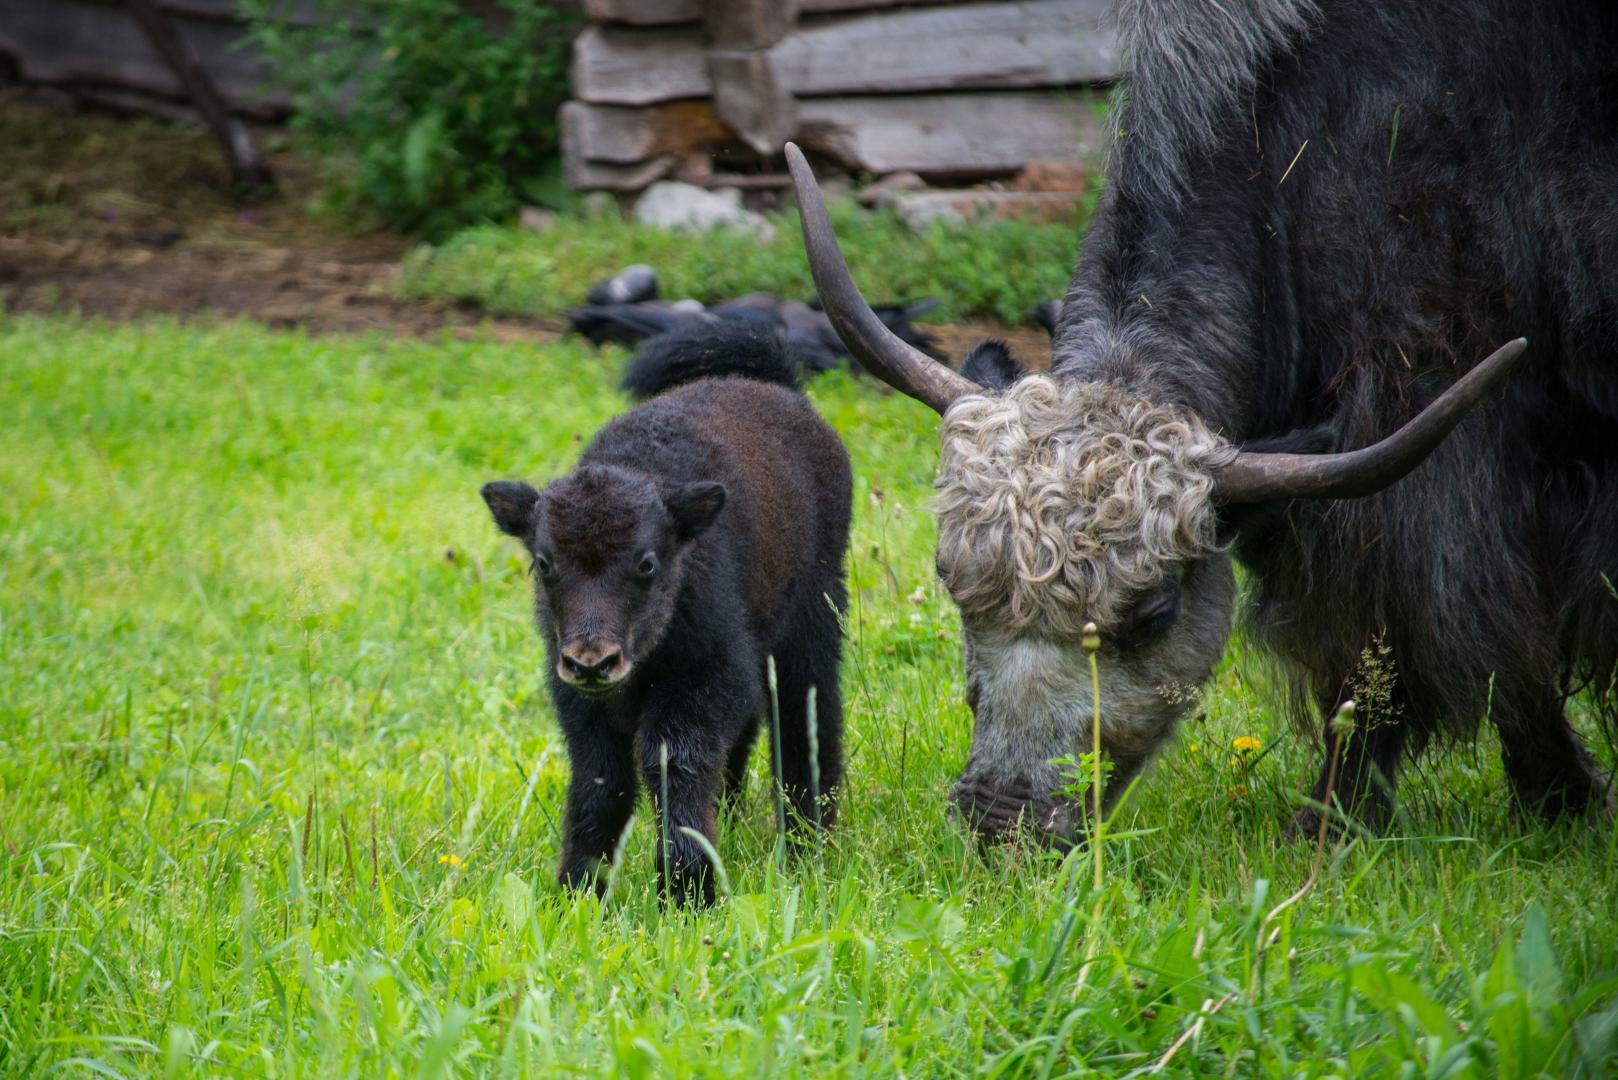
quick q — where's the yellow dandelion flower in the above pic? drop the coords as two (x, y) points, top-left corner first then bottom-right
(438, 854), (463, 868)
(1232, 735), (1262, 754)
(1188, 743), (1200, 754)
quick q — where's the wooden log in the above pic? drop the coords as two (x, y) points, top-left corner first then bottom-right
(776, 0), (1115, 95)
(582, 0), (700, 25)
(126, 0), (273, 189)
(560, 100), (733, 163)
(573, 0), (1117, 104)
(564, 91), (1106, 178)
(796, 91), (1107, 175)
(703, 0), (796, 49)
(561, 103), (680, 190)
(583, 0), (961, 26)
(708, 51), (797, 155)
(570, 25), (708, 105)
(0, 0), (290, 115)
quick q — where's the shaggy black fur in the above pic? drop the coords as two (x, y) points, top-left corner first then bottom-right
(1054, 0), (1618, 826)
(620, 319), (798, 399)
(483, 324), (851, 905)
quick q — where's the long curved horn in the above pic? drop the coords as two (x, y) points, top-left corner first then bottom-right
(1214, 337), (1529, 504)
(785, 142), (977, 414)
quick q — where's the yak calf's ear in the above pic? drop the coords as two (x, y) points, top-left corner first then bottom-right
(667, 481), (726, 541)
(481, 481), (541, 539)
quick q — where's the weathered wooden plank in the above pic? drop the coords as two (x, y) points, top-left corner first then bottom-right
(800, 0), (962, 10)
(798, 91), (1106, 174)
(709, 51), (797, 154)
(704, 0), (796, 49)
(0, 0), (289, 114)
(128, 0), (273, 187)
(572, 0), (1118, 104)
(584, 0), (961, 25)
(583, 0), (700, 25)
(53, 0), (327, 27)
(775, 0), (1116, 95)
(560, 100), (733, 163)
(565, 91), (1105, 178)
(569, 24), (708, 104)
(561, 103), (681, 190)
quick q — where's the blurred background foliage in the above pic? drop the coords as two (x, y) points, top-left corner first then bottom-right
(243, 0), (582, 237)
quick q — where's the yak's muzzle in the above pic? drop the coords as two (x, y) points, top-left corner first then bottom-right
(950, 771), (1075, 848)
(558, 638), (630, 692)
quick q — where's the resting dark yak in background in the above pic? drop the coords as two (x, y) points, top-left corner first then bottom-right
(483, 322), (851, 904)
(787, 0), (1618, 841)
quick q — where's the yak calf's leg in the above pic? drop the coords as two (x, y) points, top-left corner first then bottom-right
(639, 730), (726, 907)
(556, 728), (639, 897)
(1496, 692), (1612, 820)
(768, 598), (845, 835)
(722, 713), (762, 808)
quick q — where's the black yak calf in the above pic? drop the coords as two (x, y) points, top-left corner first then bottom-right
(481, 322), (852, 905)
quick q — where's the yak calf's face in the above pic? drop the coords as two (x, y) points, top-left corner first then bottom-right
(934, 376), (1236, 842)
(482, 466), (725, 694)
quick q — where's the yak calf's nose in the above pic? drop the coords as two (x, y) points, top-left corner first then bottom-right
(559, 642), (625, 685)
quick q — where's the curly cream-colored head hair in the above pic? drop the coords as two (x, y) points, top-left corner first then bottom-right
(935, 376), (1234, 635)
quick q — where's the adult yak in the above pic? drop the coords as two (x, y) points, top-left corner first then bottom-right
(787, 0), (1618, 841)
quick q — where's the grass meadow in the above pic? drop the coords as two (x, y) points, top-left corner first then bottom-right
(2, 314), (1616, 1077)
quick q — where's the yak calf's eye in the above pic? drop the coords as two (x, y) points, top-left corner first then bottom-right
(637, 553), (659, 579)
(1123, 585), (1181, 645)
(530, 554), (557, 583)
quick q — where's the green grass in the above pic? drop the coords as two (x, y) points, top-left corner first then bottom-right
(397, 203), (1089, 325)
(2, 313), (1616, 1077)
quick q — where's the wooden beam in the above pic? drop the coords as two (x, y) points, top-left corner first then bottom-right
(571, 0), (1117, 105)
(564, 91), (1106, 180)
(796, 91), (1107, 175)
(559, 100), (734, 163)
(126, 0), (273, 188)
(583, 0), (700, 24)
(570, 25), (708, 105)
(0, 0), (291, 115)
(703, 0), (796, 49)
(582, 0), (960, 25)
(708, 50), (797, 154)
(561, 103), (682, 189)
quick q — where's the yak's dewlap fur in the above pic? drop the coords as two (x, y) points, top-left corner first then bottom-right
(482, 321), (851, 906)
(936, 377), (1229, 633)
(944, 0), (1618, 841)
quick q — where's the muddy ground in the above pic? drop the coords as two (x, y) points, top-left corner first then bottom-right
(0, 90), (1051, 363)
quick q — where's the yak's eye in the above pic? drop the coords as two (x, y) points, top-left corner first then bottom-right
(530, 554), (557, 583)
(1123, 584), (1181, 645)
(637, 553), (659, 579)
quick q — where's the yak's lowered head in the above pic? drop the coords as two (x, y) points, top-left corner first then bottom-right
(482, 466), (726, 695)
(785, 143), (1529, 844)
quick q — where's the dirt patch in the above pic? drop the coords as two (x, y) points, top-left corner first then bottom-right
(0, 89), (557, 342)
(0, 90), (1052, 364)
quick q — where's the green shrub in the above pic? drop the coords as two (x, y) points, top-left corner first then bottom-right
(244, 0), (580, 237)
(400, 202), (1091, 324)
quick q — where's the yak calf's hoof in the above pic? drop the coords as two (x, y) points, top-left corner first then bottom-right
(661, 865), (717, 909)
(558, 859), (610, 899)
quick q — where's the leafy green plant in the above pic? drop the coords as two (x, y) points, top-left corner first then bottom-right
(400, 204), (1089, 324)
(244, 0), (581, 237)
